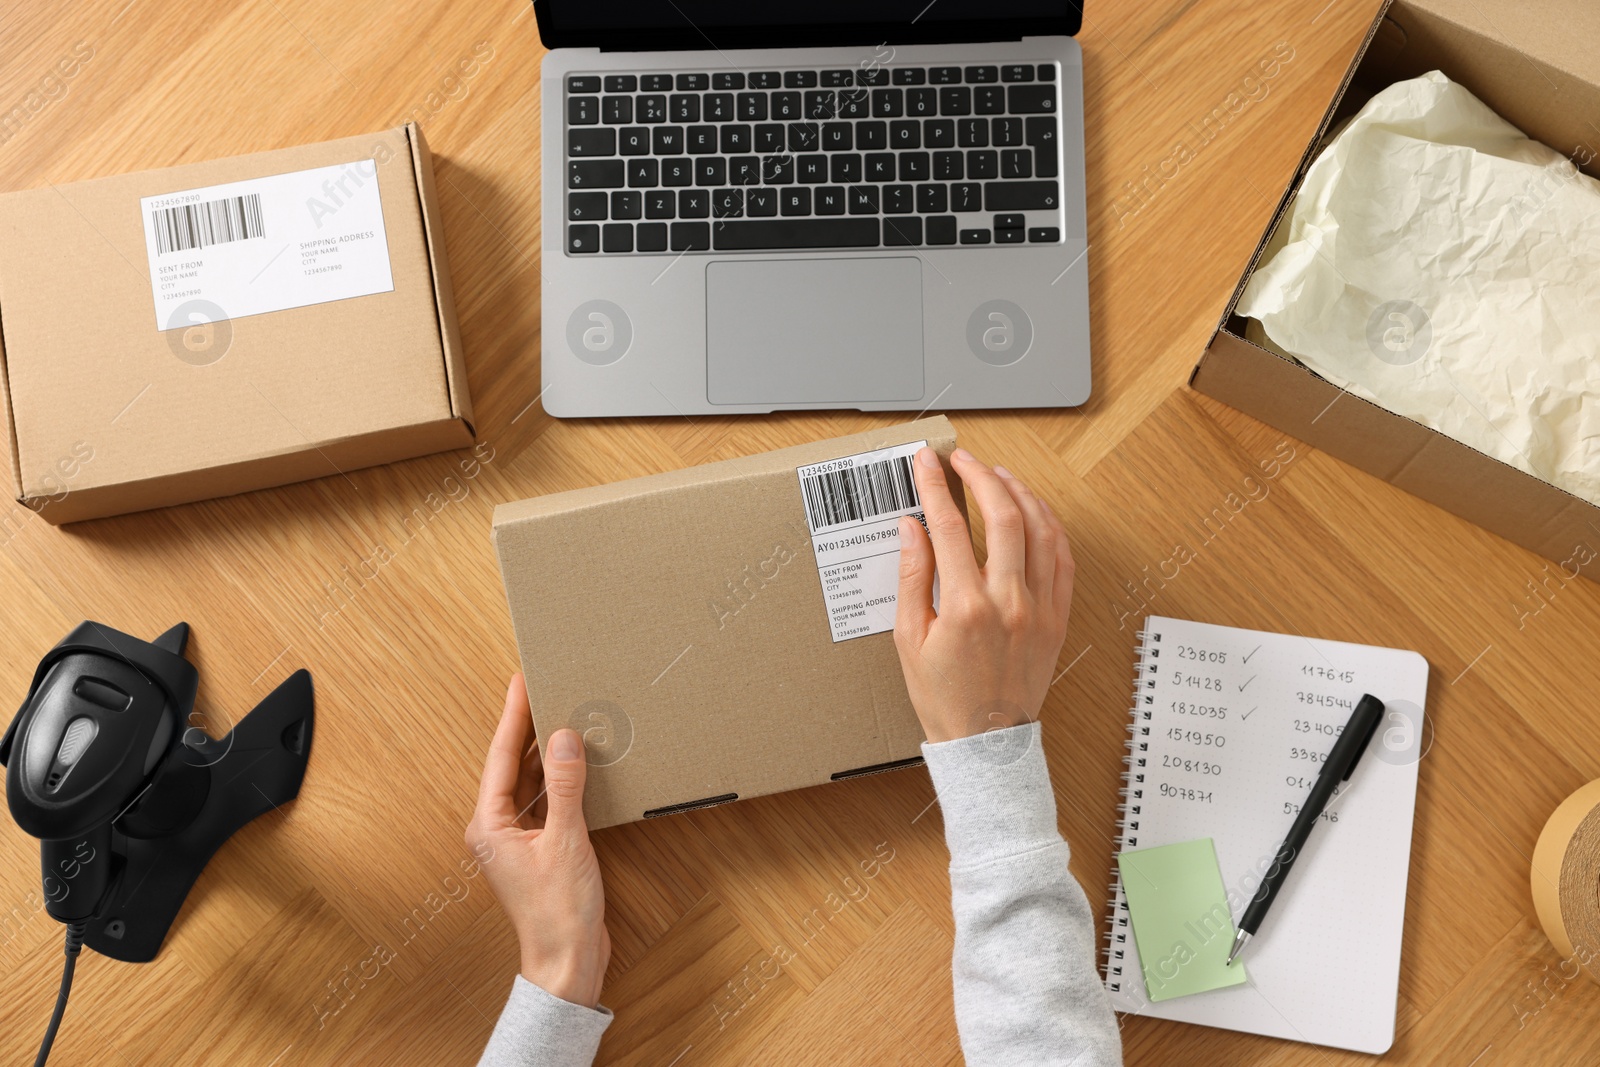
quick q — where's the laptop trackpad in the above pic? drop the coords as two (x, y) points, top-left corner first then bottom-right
(706, 258), (923, 405)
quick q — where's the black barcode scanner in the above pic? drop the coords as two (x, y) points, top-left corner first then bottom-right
(1, 621), (314, 1065)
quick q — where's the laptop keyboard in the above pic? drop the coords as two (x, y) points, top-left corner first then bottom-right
(562, 63), (1067, 255)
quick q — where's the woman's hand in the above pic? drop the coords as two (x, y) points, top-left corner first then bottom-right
(466, 674), (611, 1008)
(894, 447), (1075, 743)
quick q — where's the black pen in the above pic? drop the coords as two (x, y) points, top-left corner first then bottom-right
(1226, 693), (1387, 966)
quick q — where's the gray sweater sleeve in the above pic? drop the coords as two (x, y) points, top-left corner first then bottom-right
(922, 721), (1124, 1067)
(476, 975), (612, 1067)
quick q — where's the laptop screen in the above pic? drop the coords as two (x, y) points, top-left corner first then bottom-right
(532, 1), (1082, 50)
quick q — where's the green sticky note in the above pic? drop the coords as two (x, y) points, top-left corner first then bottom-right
(1118, 838), (1247, 1001)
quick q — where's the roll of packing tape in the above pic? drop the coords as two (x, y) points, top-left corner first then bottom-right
(1532, 779), (1600, 978)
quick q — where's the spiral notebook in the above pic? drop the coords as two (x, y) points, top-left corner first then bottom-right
(1103, 616), (1429, 1054)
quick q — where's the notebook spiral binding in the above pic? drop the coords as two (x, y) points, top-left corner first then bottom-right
(1102, 625), (1160, 996)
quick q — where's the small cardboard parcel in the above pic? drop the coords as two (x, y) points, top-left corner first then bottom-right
(493, 417), (965, 830)
(0, 123), (472, 524)
(1192, 0), (1600, 580)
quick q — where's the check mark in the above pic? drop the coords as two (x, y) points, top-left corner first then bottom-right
(1243, 644), (1262, 664)
(1241, 706), (1257, 721)
(1238, 675), (1256, 693)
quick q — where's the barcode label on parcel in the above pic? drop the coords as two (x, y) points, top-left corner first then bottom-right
(139, 160), (395, 331)
(796, 440), (928, 643)
(150, 194), (265, 254)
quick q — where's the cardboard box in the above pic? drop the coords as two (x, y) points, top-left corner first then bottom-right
(1192, 0), (1600, 576)
(493, 417), (964, 830)
(0, 123), (473, 523)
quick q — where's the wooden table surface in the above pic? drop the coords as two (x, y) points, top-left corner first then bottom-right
(5, 1), (1600, 1063)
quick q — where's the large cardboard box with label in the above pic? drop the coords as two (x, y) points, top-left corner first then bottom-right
(1191, 0), (1600, 578)
(0, 123), (472, 523)
(492, 417), (964, 830)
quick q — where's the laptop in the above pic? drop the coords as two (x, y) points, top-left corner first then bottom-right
(532, 2), (1090, 417)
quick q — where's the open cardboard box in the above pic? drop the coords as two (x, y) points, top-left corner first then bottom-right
(1192, 0), (1600, 578)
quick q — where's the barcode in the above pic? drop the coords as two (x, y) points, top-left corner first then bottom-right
(801, 454), (919, 531)
(151, 193), (265, 254)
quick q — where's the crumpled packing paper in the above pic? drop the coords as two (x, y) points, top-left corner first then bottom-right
(1237, 70), (1600, 506)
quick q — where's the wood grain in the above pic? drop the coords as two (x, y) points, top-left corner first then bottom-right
(4, 1), (1600, 1063)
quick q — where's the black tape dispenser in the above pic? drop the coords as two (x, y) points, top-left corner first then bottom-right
(1, 621), (313, 1064)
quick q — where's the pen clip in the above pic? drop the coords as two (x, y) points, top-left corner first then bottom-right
(1341, 694), (1386, 781)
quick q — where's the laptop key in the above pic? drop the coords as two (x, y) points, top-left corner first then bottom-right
(679, 189), (710, 217)
(641, 74), (672, 92)
(670, 221), (711, 250)
(784, 70), (817, 88)
(822, 70), (852, 87)
(930, 66), (961, 84)
(865, 153), (896, 182)
(567, 224), (600, 252)
(570, 159), (624, 188)
(884, 216), (923, 245)
(934, 151), (964, 181)
(568, 76), (601, 93)
(1001, 149), (1032, 179)
(750, 72), (781, 89)
(568, 96), (599, 124)
(856, 121), (888, 150)
(676, 73), (709, 91)
(780, 188), (811, 215)
(1037, 63), (1056, 81)
(856, 68), (889, 86)
(872, 88), (903, 117)
(848, 186), (879, 213)
(788, 122), (819, 152)
(805, 91), (837, 119)
(644, 190), (675, 218)
(601, 223), (633, 252)
(604, 75), (637, 93)
(762, 155), (795, 184)
(601, 96), (633, 124)
(994, 214), (1025, 230)
(568, 192), (607, 221)
(670, 94), (700, 122)
(687, 126), (718, 154)
(611, 191), (642, 219)
(636, 222), (668, 251)
(1001, 64), (1034, 83)
(965, 66), (999, 83)
(837, 90), (870, 119)
(992, 117), (1023, 146)
(959, 228), (992, 244)
(797, 154), (827, 183)
(1035, 144), (1059, 178)
(711, 218), (879, 250)
(773, 92), (802, 120)
(652, 127), (684, 154)
(721, 125), (752, 153)
(939, 87), (971, 116)
(967, 150), (998, 179)
(746, 188), (778, 216)
(627, 160), (658, 187)
(893, 68), (926, 85)
(958, 119), (988, 147)
(925, 119), (955, 148)
(984, 180), (1058, 211)
(883, 185), (914, 213)
(1009, 86), (1056, 113)
(737, 93), (768, 121)
(729, 156), (761, 184)
(695, 158), (726, 185)
(713, 189), (743, 217)
(907, 88), (937, 117)
(890, 120), (920, 149)
(927, 215), (958, 244)
(639, 96), (668, 123)
(662, 158), (693, 186)
(916, 183), (948, 213)
(569, 129), (615, 156)
(1028, 226), (1061, 242)
(619, 127), (650, 155)
(898, 152), (930, 182)
(951, 182), (981, 212)
(974, 86), (1005, 114)
(712, 72), (744, 90)
(831, 153), (863, 183)
(705, 94), (735, 121)
(995, 226), (1025, 244)
(815, 186), (846, 214)
(755, 124), (785, 153)
(822, 123), (853, 151)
